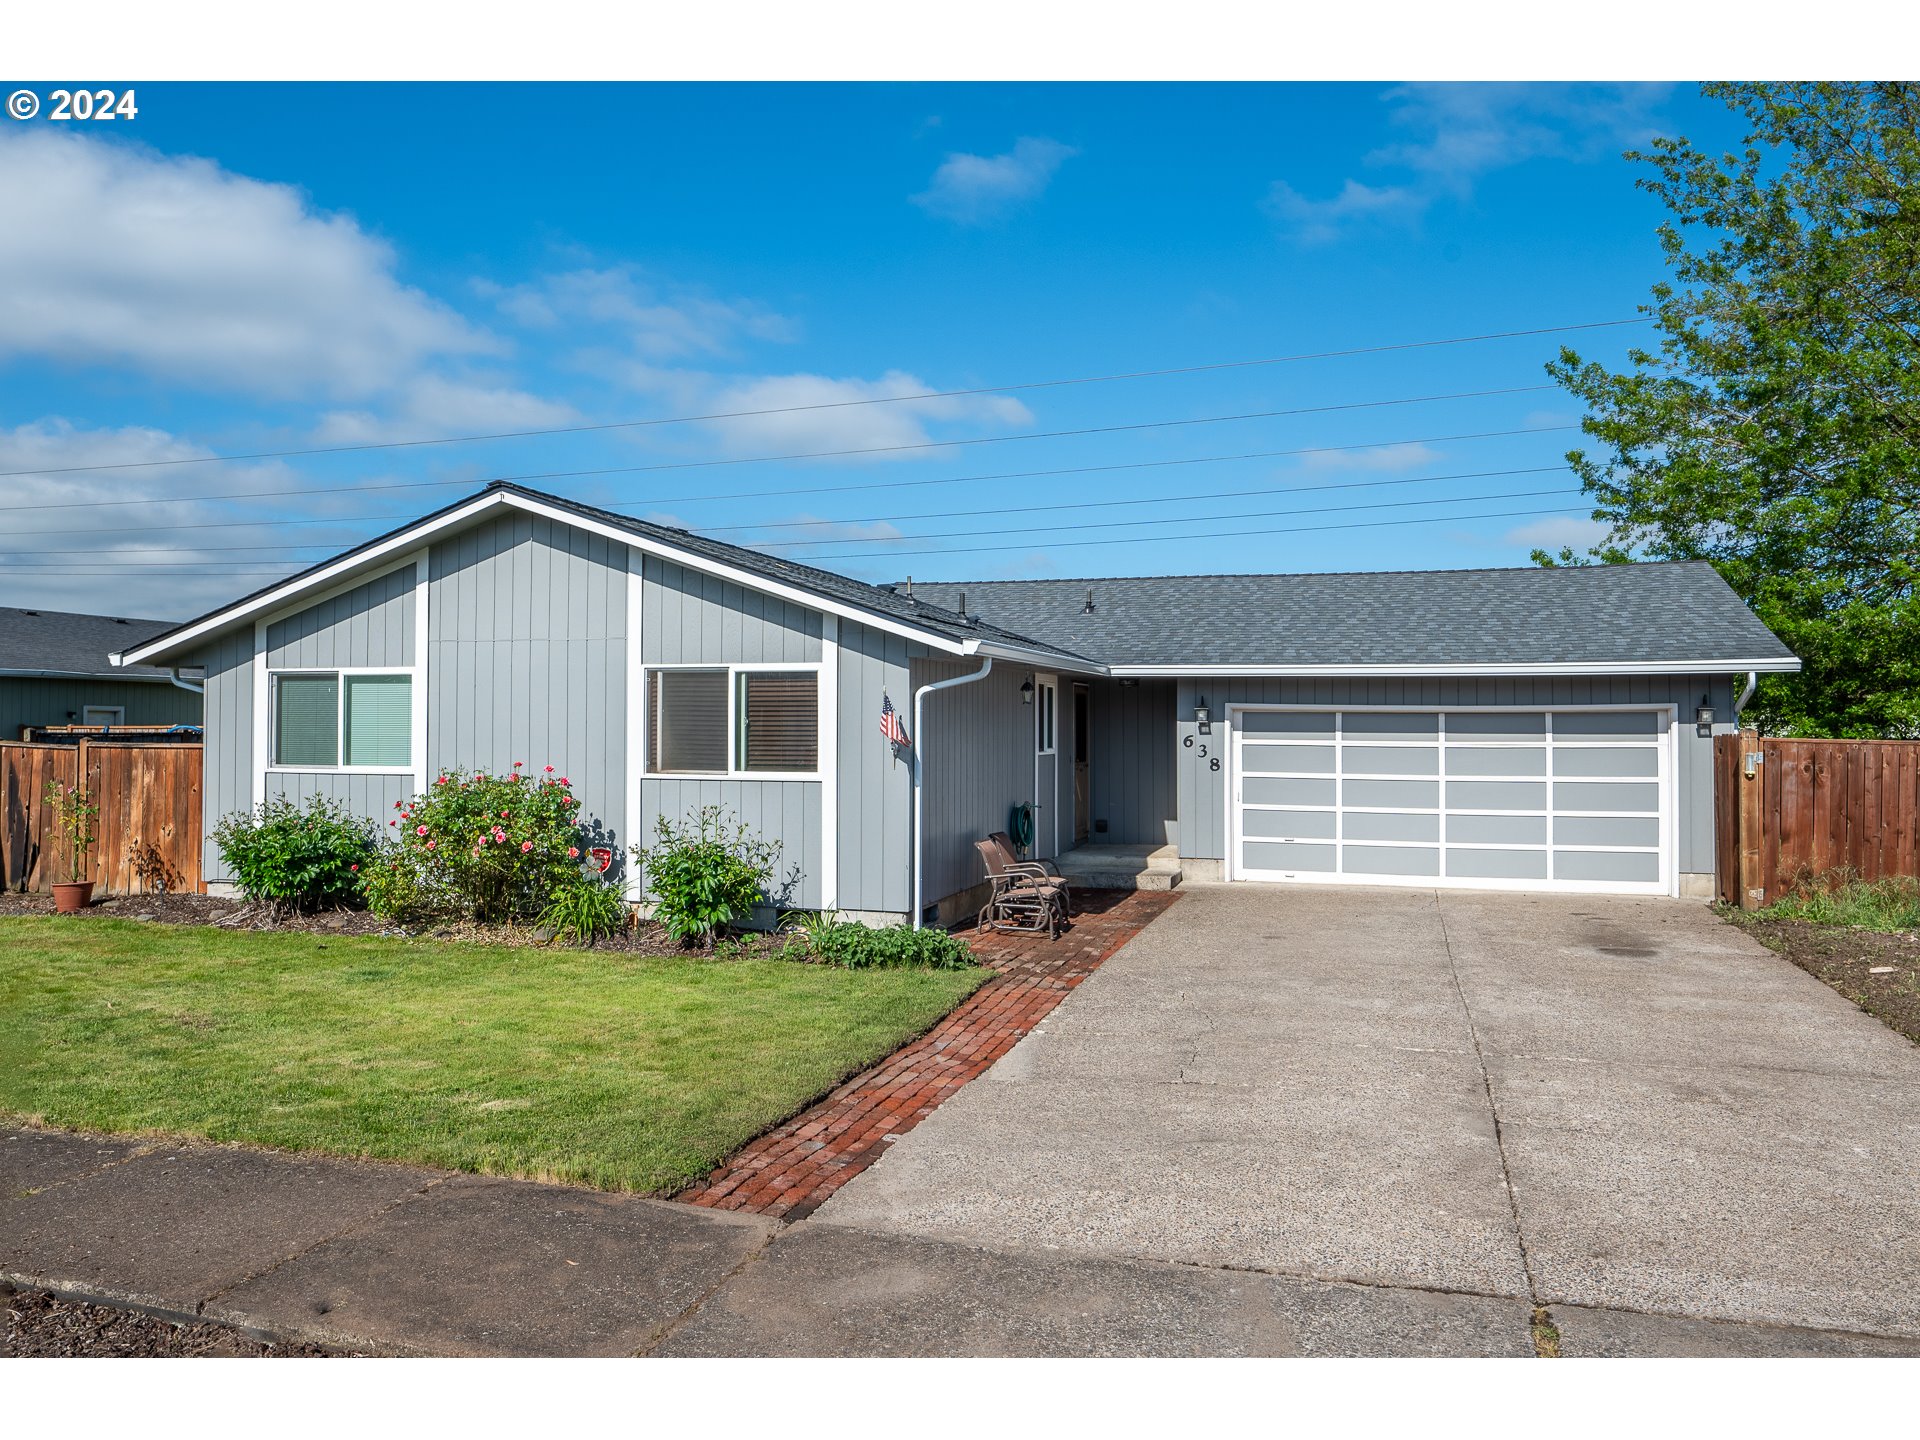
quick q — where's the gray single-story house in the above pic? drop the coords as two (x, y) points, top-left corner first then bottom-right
(1, 608), (204, 740)
(115, 481), (1799, 918)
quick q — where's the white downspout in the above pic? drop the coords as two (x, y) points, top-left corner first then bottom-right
(167, 667), (205, 696)
(911, 656), (994, 930)
(1732, 670), (1757, 725)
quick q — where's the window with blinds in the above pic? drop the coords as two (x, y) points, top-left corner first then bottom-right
(651, 669), (729, 773)
(274, 674), (339, 766)
(272, 671), (411, 768)
(737, 672), (818, 773)
(344, 675), (412, 767)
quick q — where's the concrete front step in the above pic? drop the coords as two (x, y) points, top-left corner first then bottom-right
(1051, 844), (1183, 892)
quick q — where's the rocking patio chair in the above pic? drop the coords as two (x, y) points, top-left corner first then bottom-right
(987, 831), (1072, 918)
(974, 839), (1069, 938)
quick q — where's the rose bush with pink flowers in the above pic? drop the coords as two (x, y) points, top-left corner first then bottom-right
(363, 765), (598, 922)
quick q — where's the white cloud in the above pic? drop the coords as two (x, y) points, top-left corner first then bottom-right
(1298, 442), (1444, 473)
(478, 265), (794, 359)
(1267, 83), (1670, 243)
(687, 370), (1033, 459)
(1502, 515), (1613, 552)
(1264, 178), (1424, 246)
(0, 128), (492, 400)
(312, 375), (579, 445)
(912, 137), (1077, 224)
(0, 419), (360, 619)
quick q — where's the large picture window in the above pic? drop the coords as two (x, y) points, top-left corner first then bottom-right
(272, 671), (413, 769)
(647, 666), (821, 777)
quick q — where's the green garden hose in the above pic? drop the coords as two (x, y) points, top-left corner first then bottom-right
(1010, 801), (1035, 853)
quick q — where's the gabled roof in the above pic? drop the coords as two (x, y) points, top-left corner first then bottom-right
(116, 483), (1096, 671)
(0, 607), (196, 682)
(909, 564), (1800, 675)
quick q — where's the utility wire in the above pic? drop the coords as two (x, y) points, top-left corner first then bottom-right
(0, 425), (1579, 535)
(0, 318), (1638, 480)
(0, 386), (1559, 516)
(0, 464), (1570, 557)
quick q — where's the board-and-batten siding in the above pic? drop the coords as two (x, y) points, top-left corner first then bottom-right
(428, 511), (628, 865)
(265, 563), (415, 669)
(194, 626), (257, 881)
(1174, 674), (1734, 877)
(836, 622), (918, 915)
(1088, 677), (1178, 848)
(0, 678), (201, 740)
(266, 771), (416, 819)
(636, 558), (827, 910)
(909, 657), (1037, 910)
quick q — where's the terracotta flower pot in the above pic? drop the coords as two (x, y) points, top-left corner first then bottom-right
(52, 881), (95, 914)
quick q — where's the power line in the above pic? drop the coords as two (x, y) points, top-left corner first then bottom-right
(0, 318), (1638, 480)
(0, 464), (1572, 557)
(5, 503), (1589, 576)
(0, 425), (1580, 537)
(0, 385), (1560, 517)
(797, 505), (1595, 563)
(2, 492), (1590, 572)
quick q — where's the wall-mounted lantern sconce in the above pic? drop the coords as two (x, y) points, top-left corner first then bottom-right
(1020, 676), (1035, 705)
(1195, 696), (1212, 734)
(1695, 695), (1715, 737)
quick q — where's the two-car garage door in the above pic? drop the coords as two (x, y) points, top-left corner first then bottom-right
(1228, 707), (1674, 896)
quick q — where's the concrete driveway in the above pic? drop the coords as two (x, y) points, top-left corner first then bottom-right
(802, 884), (1920, 1351)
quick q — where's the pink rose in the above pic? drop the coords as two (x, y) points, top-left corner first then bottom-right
(436, 776), (449, 786)
(513, 761), (523, 768)
(350, 864), (360, 872)
(544, 765), (554, 772)
(478, 835), (489, 846)
(416, 825), (428, 836)
(393, 800), (402, 809)
(425, 840), (436, 850)
(390, 820), (397, 827)
(558, 776), (569, 785)
(567, 847), (579, 859)
(499, 810), (508, 819)
(520, 840), (533, 853)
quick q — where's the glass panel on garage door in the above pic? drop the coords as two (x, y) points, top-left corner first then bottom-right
(1233, 707), (1668, 894)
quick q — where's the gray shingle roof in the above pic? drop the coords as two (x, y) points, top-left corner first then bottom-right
(0, 608), (188, 680)
(907, 563), (1796, 668)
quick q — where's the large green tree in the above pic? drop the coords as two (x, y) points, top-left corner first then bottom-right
(1543, 82), (1920, 736)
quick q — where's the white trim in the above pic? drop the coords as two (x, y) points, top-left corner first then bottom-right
(410, 550), (429, 794)
(1031, 671), (1057, 860)
(1225, 702), (1680, 898)
(819, 615), (840, 912)
(118, 489), (1002, 667)
(624, 550), (645, 900)
(640, 661), (827, 782)
(1117, 659), (1799, 678)
(0, 670), (195, 684)
(250, 619), (268, 808)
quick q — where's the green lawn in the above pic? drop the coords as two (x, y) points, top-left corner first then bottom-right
(0, 918), (985, 1193)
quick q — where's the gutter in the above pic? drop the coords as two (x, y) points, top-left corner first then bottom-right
(910, 657), (994, 931)
(167, 667), (206, 696)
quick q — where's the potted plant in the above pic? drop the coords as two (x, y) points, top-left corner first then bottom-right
(45, 778), (100, 913)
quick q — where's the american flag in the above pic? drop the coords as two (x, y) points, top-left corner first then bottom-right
(880, 693), (909, 748)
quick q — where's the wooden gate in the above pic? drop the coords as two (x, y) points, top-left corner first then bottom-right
(1715, 734), (1920, 907)
(0, 739), (203, 894)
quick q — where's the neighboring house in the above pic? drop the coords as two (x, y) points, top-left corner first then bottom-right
(115, 482), (1799, 917)
(0, 607), (204, 740)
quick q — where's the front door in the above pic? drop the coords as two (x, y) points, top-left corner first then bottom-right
(1073, 683), (1091, 845)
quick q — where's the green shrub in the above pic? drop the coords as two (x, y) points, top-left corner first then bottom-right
(802, 918), (976, 970)
(538, 875), (631, 945)
(212, 796), (376, 911)
(367, 765), (589, 923)
(1759, 873), (1920, 933)
(633, 806), (780, 947)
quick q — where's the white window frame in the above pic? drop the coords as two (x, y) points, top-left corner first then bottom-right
(1224, 703), (1679, 897)
(1035, 677), (1058, 756)
(642, 661), (825, 782)
(81, 705), (125, 726)
(267, 666), (420, 775)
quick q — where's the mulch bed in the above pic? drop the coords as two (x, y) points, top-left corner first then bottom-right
(2, 1286), (341, 1358)
(0, 889), (793, 959)
(1731, 915), (1920, 1046)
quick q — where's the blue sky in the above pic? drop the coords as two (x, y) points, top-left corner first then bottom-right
(0, 82), (1744, 619)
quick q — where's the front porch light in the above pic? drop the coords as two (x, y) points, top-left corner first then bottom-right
(1195, 696), (1211, 733)
(1020, 676), (1035, 705)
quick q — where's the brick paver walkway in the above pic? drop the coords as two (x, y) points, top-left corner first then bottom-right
(678, 888), (1178, 1220)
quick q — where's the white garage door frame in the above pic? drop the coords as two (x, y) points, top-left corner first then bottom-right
(1224, 702), (1680, 897)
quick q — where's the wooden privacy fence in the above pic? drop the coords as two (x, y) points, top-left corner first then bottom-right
(1, 739), (203, 895)
(1715, 734), (1920, 908)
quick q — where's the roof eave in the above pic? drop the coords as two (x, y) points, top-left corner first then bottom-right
(1105, 658), (1803, 678)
